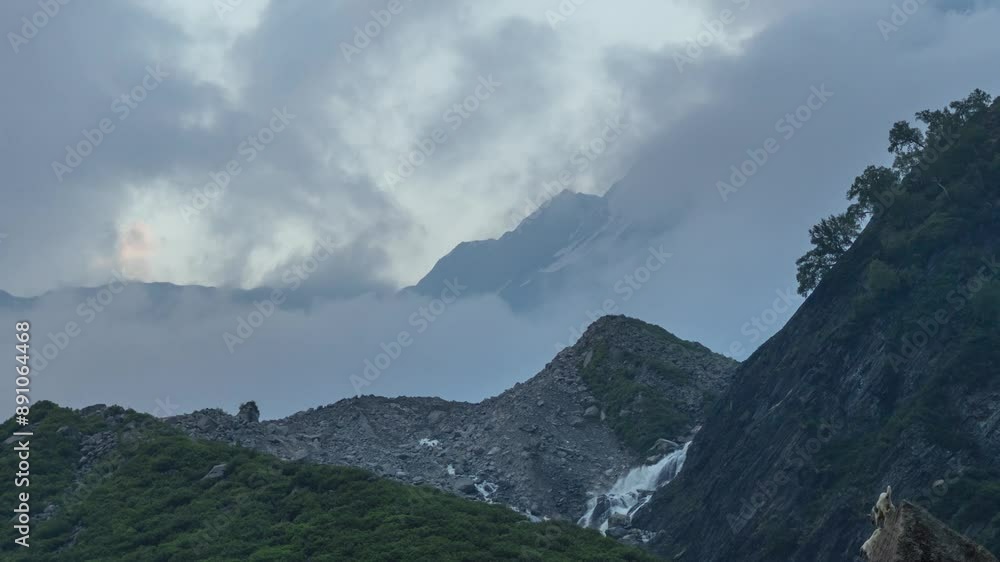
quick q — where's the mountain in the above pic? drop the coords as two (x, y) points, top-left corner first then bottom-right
(167, 316), (736, 536)
(633, 97), (1000, 560)
(407, 188), (649, 310)
(0, 401), (657, 561)
(3, 187), (629, 312)
(6, 93), (997, 562)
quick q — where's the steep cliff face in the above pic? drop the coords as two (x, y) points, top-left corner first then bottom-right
(169, 316), (737, 523)
(636, 100), (1000, 560)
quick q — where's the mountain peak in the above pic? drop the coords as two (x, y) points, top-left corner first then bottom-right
(577, 314), (715, 356)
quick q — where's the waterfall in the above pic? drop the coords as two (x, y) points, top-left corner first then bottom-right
(578, 441), (690, 533)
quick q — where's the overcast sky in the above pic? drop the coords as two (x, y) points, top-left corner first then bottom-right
(2, 0), (999, 417)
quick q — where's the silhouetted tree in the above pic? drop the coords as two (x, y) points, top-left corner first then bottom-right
(795, 209), (862, 295)
(795, 89), (993, 295)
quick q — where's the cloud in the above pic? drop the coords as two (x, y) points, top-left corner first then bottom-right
(0, 0), (718, 296)
(1, 282), (580, 418)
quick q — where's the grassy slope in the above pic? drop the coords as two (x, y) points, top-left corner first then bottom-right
(579, 320), (724, 455)
(1, 402), (661, 561)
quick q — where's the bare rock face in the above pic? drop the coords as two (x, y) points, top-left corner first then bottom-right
(862, 502), (997, 562)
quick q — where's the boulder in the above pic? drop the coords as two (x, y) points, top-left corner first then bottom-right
(648, 438), (680, 455)
(587, 496), (612, 528)
(583, 406), (601, 418)
(609, 512), (630, 528)
(454, 478), (478, 495)
(237, 401), (260, 424)
(196, 415), (218, 432)
(201, 463), (227, 480)
(80, 404), (107, 416)
(606, 526), (629, 539)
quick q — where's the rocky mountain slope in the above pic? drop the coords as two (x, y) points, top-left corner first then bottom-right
(0, 402), (657, 560)
(168, 316), (737, 529)
(635, 97), (1000, 560)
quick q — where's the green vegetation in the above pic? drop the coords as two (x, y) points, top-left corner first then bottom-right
(0, 402), (660, 561)
(796, 210), (864, 296)
(795, 88), (996, 296)
(580, 342), (691, 455)
(640, 324), (714, 356)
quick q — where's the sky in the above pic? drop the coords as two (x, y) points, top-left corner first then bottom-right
(2, 0), (999, 417)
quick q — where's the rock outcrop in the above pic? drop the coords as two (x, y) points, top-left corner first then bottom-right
(862, 501), (997, 562)
(237, 401), (260, 424)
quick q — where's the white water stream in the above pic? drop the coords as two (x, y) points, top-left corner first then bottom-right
(578, 441), (691, 533)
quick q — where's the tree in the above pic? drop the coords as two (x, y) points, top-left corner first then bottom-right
(847, 165), (900, 215)
(888, 120), (925, 173)
(947, 88), (992, 123)
(795, 210), (863, 296)
(904, 89), (993, 173)
(795, 89), (994, 296)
